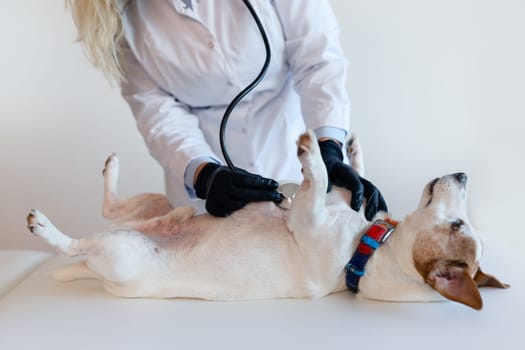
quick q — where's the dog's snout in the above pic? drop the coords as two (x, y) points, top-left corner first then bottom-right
(453, 172), (467, 184)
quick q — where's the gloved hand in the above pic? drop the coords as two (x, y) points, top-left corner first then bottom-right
(319, 140), (388, 220)
(194, 163), (283, 217)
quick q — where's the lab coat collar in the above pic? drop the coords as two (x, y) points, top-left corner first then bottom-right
(167, 0), (201, 21)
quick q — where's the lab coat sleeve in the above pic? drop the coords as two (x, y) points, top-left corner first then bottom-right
(118, 41), (221, 195)
(272, 0), (350, 136)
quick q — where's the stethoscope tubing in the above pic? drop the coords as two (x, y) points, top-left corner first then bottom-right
(219, 0), (272, 171)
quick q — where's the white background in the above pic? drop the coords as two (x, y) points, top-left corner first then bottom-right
(1, 0), (523, 252)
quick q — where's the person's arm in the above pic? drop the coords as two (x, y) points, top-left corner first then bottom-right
(273, 0), (388, 219)
(119, 40), (221, 197)
(119, 41), (281, 215)
(272, 0), (350, 144)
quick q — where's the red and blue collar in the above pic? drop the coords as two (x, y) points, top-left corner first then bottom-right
(345, 219), (397, 293)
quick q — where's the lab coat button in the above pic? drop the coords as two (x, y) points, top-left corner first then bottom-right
(207, 41), (215, 49)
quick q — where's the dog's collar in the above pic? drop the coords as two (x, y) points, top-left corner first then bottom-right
(345, 218), (397, 293)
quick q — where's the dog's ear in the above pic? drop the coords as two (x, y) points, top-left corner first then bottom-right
(425, 259), (483, 310)
(474, 267), (510, 289)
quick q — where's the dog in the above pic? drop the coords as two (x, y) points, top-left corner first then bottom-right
(26, 130), (507, 310)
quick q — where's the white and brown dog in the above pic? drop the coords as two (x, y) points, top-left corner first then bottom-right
(26, 130), (507, 310)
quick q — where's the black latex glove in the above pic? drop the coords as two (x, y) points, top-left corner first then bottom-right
(194, 163), (283, 217)
(319, 140), (388, 220)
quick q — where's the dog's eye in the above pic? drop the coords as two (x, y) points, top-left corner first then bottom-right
(451, 219), (464, 232)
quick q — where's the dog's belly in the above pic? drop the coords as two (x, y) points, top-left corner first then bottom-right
(157, 203), (306, 299)
(118, 202), (345, 300)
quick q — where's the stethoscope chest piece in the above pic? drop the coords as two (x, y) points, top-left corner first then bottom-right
(277, 182), (300, 210)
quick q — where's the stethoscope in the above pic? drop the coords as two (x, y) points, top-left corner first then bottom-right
(219, 0), (298, 209)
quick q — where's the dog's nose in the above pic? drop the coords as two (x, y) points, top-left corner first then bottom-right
(453, 172), (467, 184)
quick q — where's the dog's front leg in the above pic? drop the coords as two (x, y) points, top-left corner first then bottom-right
(287, 130), (330, 233)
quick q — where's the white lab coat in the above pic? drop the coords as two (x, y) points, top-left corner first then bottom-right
(118, 0), (350, 213)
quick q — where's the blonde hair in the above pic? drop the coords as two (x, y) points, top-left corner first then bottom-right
(66, 0), (129, 82)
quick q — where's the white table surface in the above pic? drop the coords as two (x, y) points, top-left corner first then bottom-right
(0, 234), (522, 350)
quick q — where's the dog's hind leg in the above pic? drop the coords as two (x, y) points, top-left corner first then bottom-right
(26, 209), (79, 256)
(26, 210), (137, 281)
(287, 130), (330, 232)
(102, 154), (173, 223)
(52, 261), (101, 282)
(27, 209), (104, 257)
(26, 209), (101, 259)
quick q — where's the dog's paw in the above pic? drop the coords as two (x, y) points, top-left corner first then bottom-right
(102, 153), (119, 176)
(168, 206), (196, 223)
(346, 135), (360, 159)
(297, 130), (316, 158)
(27, 209), (50, 237)
(346, 135), (365, 176)
(296, 130), (326, 183)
